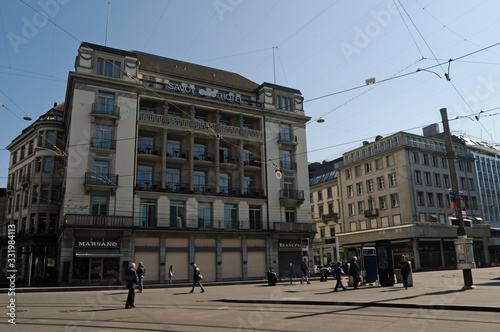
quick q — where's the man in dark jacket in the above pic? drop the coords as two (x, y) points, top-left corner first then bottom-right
(189, 263), (205, 293)
(137, 261), (146, 293)
(349, 256), (361, 289)
(333, 262), (347, 292)
(125, 263), (138, 309)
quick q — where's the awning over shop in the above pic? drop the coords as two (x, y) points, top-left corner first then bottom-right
(430, 214), (439, 219)
(74, 248), (122, 257)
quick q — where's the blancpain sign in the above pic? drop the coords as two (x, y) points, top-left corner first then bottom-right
(167, 82), (249, 104)
(77, 241), (118, 247)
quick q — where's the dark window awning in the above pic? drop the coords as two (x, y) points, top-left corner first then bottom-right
(74, 248), (122, 257)
(430, 214), (439, 219)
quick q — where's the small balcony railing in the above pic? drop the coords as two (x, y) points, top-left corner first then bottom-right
(193, 153), (214, 162)
(273, 222), (316, 233)
(364, 209), (379, 218)
(243, 188), (265, 198)
(137, 145), (161, 156)
(280, 161), (297, 171)
(193, 185), (217, 195)
(165, 182), (189, 193)
(90, 138), (116, 150)
(322, 213), (339, 222)
(65, 214), (133, 227)
(166, 149), (189, 159)
(221, 155), (239, 165)
(279, 189), (305, 201)
(135, 180), (161, 191)
(85, 172), (118, 186)
(91, 103), (120, 117)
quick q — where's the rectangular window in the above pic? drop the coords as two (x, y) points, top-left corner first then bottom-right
(375, 158), (383, 170)
(193, 143), (207, 160)
(379, 196), (387, 210)
(219, 173), (230, 194)
(415, 171), (422, 184)
(434, 173), (441, 187)
(32, 185), (39, 203)
(423, 154), (429, 165)
(427, 193), (434, 206)
(357, 201), (364, 213)
(417, 192), (424, 205)
(345, 169), (352, 179)
(137, 165), (153, 189)
(285, 207), (295, 222)
(318, 190), (323, 201)
(167, 140), (181, 157)
(424, 172), (432, 186)
(366, 179), (374, 192)
(93, 160), (110, 184)
(365, 162), (372, 173)
(443, 175), (450, 187)
(95, 124), (113, 149)
(243, 176), (254, 195)
(319, 206), (324, 217)
(166, 168), (180, 190)
(327, 187), (333, 198)
(43, 157), (52, 172)
(280, 123), (291, 141)
(97, 58), (121, 78)
(437, 193), (443, 207)
(432, 155), (438, 167)
(249, 205), (262, 230)
(140, 199), (156, 227)
(386, 154), (394, 167)
(412, 152), (419, 164)
(138, 136), (154, 154)
(170, 201), (185, 228)
(193, 171), (206, 193)
(354, 165), (361, 177)
(441, 158), (447, 168)
(377, 176), (385, 190)
(347, 185), (354, 197)
(40, 185), (49, 203)
(390, 193), (399, 208)
(468, 178), (475, 191)
(348, 203), (355, 216)
(460, 177), (467, 190)
(97, 92), (116, 114)
(356, 182), (363, 195)
(92, 195), (107, 215)
(310, 193), (314, 203)
(277, 95), (292, 111)
(280, 150), (292, 169)
(224, 204), (238, 229)
(198, 203), (212, 228)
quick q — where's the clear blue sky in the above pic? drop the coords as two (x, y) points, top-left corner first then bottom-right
(1, 0), (500, 187)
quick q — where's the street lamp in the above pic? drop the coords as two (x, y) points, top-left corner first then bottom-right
(440, 108), (476, 290)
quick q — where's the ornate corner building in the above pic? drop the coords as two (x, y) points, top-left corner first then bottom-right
(2, 42), (315, 286)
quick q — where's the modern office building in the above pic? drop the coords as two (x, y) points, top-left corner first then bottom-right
(33, 42), (313, 285)
(3, 104), (65, 286)
(336, 130), (490, 270)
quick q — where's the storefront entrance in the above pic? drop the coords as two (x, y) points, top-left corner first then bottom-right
(72, 257), (120, 285)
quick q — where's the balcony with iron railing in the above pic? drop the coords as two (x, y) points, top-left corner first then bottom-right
(139, 112), (263, 140)
(279, 189), (305, 202)
(243, 158), (261, 167)
(193, 152), (214, 162)
(65, 214), (133, 227)
(278, 133), (297, 145)
(322, 212), (339, 222)
(364, 209), (379, 218)
(90, 138), (116, 151)
(273, 222), (316, 233)
(91, 103), (120, 117)
(193, 184), (217, 195)
(135, 180), (162, 191)
(85, 172), (119, 187)
(137, 145), (162, 156)
(221, 155), (239, 165)
(165, 182), (190, 193)
(166, 149), (189, 159)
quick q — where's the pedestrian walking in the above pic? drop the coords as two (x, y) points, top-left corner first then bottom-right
(189, 263), (205, 293)
(125, 263), (138, 309)
(349, 256), (361, 289)
(168, 265), (174, 284)
(333, 262), (346, 292)
(137, 261), (146, 293)
(300, 258), (310, 284)
(399, 255), (411, 289)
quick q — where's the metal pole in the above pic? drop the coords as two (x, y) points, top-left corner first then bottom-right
(440, 108), (474, 288)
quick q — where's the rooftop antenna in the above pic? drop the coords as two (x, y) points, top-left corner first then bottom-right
(105, 2), (110, 46)
(273, 46), (276, 84)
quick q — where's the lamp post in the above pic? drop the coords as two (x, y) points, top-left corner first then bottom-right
(440, 108), (475, 290)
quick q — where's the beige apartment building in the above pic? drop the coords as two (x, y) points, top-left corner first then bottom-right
(336, 130), (490, 270)
(3, 104), (65, 286)
(53, 42), (313, 285)
(309, 159), (342, 267)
